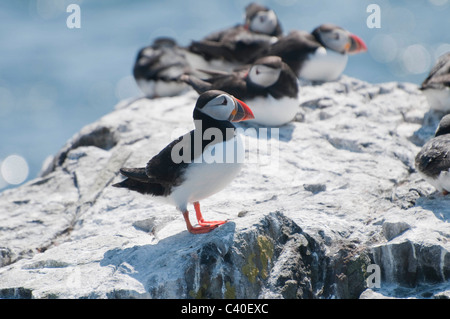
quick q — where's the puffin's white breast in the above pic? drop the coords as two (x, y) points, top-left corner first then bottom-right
(299, 47), (348, 82)
(169, 133), (244, 212)
(248, 95), (299, 126)
(421, 169), (450, 193)
(422, 88), (450, 113)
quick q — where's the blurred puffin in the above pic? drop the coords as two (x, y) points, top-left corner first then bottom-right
(420, 52), (450, 113)
(133, 37), (190, 98)
(415, 114), (450, 195)
(113, 90), (255, 234)
(185, 3), (283, 72)
(261, 24), (367, 81)
(181, 56), (299, 126)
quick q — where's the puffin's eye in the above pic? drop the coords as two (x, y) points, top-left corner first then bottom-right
(221, 97), (228, 105)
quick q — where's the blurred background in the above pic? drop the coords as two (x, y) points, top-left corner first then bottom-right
(0, 0), (449, 191)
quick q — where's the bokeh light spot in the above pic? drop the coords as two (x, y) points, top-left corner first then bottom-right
(1, 155), (29, 185)
(401, 44), (431, 74)
(434, 43), (450, 61)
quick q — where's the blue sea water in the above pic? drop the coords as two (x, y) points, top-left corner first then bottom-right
(0, 0), (449, 191)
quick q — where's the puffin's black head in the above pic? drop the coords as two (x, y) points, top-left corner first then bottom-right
(194, 90), (254, 123)
(247, 56), (284, 88)
(312, 24), (367, 54)
(244, 2), (281, 36)
(435, 114), (450, 137)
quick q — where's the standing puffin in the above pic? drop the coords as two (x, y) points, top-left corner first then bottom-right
(420, 52), (450, 113)
(113, 90), (255, 234)
(415, 114), (450, 195)
(261, 24), (367, 82)
(185, 3), (283, 71)
(181, 56), (299, 126)
(133, 37), (190, 98)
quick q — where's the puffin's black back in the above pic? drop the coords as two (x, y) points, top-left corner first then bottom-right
(435, 115), (450, 137)
(259, 30), (320, 74)
(415, 114), (450, 178)
(189, 26), (275, 64)
(421, 52), (450, 90)
(133, 37), (189, 82)
(415, 135), (450, 178)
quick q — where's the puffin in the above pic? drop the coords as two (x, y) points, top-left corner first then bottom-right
(112, 90), (255, 234)
(260, 24), (367, 81)
(185, 3), (283, 72)
(133, 37), (190, 98)
(420, 52), (450, 113)
(415, 114), (450, 195)
(181, 56), (299, 126)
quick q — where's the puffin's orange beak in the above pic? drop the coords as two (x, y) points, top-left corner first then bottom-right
(348, 34), (367, 54)
(231, 97), (255, 122)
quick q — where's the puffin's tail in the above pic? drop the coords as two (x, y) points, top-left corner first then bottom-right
(112, 167), (165, 196)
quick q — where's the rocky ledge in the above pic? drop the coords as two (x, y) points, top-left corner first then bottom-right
(0, 76), (449, 299)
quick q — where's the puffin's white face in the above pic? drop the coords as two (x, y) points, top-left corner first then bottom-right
(248, 64), (281, 88)
(318, 28), (353, 53)
(201, 94), (236, 121)
(249, 10), (278, 35)
(199, 93), (254, 122)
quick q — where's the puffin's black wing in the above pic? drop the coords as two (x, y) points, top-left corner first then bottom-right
(113, 132), (196, 196)
(189, 26), (274, 63)
(261, 30), (320, 74)
(188, 28), (243, 61)
(421, 52), (450, 90)
(133, 47), (163, 80)
(230, 31), (277, 63)
(415, 136), (450, 178)
(189, 40), (236, 62)
(145, 132), (195, 184)
(112, 167), (166, 196)
(421, 74), (450, 90)
(265, 62), (299, 99)
(134, 42), (190, 82)
(182, 68), (249, 98)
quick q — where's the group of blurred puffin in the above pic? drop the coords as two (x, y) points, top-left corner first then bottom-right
(113, 3), (450, 234)
(132, 3), (367, 126)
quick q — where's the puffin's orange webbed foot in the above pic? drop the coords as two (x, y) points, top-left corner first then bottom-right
(194, 202), (228, 227)
(183, 210), (219, 234)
